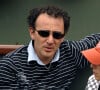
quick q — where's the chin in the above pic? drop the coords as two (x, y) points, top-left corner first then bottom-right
(95, 76), (100, 81)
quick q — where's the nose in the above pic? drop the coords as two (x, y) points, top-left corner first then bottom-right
(47, 33), (54, 44)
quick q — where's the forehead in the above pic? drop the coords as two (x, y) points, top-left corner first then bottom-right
(97, 65), (100, 67)
(35, 13), (64, 30)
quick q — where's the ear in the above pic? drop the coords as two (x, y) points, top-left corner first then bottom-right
(29, 27), (35, 40)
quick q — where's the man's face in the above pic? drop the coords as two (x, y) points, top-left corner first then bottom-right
(29, 13), (64, 64)
(91, 64), (100, 80)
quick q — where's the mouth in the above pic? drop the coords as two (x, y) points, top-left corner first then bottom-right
(44, 46), (54, 52)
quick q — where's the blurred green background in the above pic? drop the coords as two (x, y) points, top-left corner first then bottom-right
(0, 0), (100, 44)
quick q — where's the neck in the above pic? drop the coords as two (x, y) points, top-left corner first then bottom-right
(41, 58), (52, 65)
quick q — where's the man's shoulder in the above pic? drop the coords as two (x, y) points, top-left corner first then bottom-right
(88, 74), (98, 83)
(60, 40), (71, 48)
(4, 45), (28, 59)
(60, 40), (78, 51)
(88, 74), (95, 81)
(0, 45), (28, 72)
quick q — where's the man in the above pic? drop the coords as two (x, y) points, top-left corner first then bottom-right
(82, 42), (100, 90)
(0, 6), (100, 90)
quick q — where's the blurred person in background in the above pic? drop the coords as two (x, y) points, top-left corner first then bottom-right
(82, 42), (100, 90)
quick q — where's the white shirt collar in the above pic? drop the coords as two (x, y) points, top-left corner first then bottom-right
(27, 40), (60, 65)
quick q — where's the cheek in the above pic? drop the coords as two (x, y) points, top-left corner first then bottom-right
(98, 68), (100, 75)
(55, 40), (62, 48)
(34, 40), (42, 52)
(35, 38), (42, 46)
(34, 37), (46, 49)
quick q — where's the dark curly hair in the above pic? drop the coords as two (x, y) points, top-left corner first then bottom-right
(27, 6), (70, 33)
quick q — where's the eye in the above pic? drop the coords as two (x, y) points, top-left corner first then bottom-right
(53, 31), (64, 39)
(36, 30), (50, 37)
